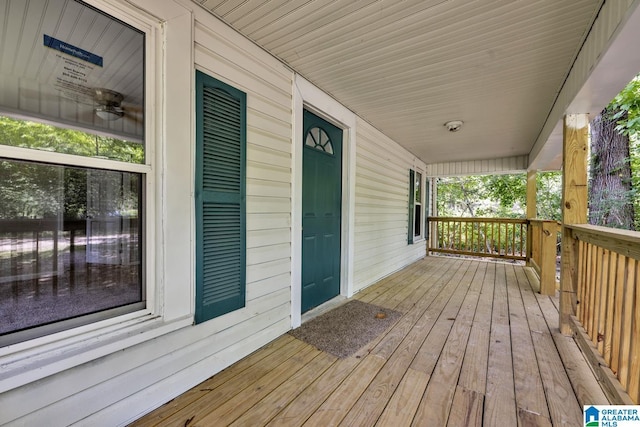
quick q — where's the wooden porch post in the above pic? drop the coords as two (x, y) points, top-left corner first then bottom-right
(526, 170), (536, 266)
(526, 170), (537, 219)
(560, 114), (588, 334)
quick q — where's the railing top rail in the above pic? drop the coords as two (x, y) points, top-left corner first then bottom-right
(528, 218), (561, 225)
(427, 216), (528, 224)
(566, 223), (640, 261)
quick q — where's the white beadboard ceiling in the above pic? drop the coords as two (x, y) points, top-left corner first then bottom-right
(193, 0), (605, 168)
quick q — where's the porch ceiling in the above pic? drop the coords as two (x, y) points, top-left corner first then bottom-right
(193, 0), (603, 166)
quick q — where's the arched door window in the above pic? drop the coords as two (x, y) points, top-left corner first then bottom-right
(305, 126), (334, 155)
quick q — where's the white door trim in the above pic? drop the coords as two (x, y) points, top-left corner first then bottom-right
(291, 75), (356, 328)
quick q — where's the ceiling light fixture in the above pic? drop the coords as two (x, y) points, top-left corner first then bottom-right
(444, 120), (464, 132)
(95, 105), (124, 121)
(94, 88), (125, 121)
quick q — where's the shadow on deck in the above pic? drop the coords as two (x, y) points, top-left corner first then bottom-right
(132, 256), (609, 426)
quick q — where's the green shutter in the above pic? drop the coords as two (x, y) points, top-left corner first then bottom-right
(408, 169), (415, 244)
(195, 71), (246, 323)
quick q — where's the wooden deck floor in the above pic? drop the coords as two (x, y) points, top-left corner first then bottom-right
(132, 256), (610, 426)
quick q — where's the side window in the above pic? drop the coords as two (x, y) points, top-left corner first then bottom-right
(195, 71), (246, 323)
(408, 169), (423, 244)
(0, 0), (146, 345)
(414, 171), (423, 238)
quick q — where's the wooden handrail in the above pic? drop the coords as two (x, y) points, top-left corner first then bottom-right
(562, 223), (640, 404)
(427, 216), (528, 261)
(428, 216), (528, 224)
(567, 224), (640, 260)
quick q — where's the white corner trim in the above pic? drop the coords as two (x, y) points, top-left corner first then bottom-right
(291, 75), (357, 328)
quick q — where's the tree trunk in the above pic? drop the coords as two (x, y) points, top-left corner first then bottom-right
(589, 108), (635, 229)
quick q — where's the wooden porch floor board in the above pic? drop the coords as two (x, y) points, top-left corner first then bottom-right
(132, 256), (609, 427)
(411, 261), (484, 426)
(457, 261), (492, 396)
(516, 266), (583, 426)
(507, 264), (550, 422)
(447, 386), (484, 427)
(484, 263), (518, 427)
(533, 287), (608, 407)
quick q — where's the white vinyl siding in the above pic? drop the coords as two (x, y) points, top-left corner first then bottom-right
(0, 3), (294, 426)
(352, 118), (426, 293)
(194, 9), (293, 328)
(426, 155), (529, 177)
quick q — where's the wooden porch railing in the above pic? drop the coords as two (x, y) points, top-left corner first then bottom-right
(428, 216), (559, 295)
(528, 219), (560, 295)
(428, 217), (528, 261)
(562, 224), (640, 404)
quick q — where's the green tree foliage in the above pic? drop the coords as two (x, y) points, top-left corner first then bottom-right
(436, 176), (486, 217)
(0, 116), (143, 163)
(0, 115), (143, 220)
(436, 172), (561, 220)
(536, 171), (562, 221)
(484, 174), (526, 211)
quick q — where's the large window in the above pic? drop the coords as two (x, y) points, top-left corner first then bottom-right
(0, 0), (146, 345)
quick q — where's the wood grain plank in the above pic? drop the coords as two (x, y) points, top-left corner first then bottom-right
(517, 408), (553, 427)
(134, 258), (611, 427)
(302, 354), (386, 426)
(483, 263), (517, 427)
(611, 254), (626, 376)
(197, 345), (320, 425)
(266, 356), (360, 426)
(457, 261), (491, 394)
(130, 334), (297, 427)
(229, 351), (337, 426)
(533, 292), (608, 406)
(358, 260), (424, 305)
(411, 262), (484, 425)
(603, 251), (618, 366)
(391, 256), (457, 313)
(372, 260), (470, 361)
(446, 386), (484, 427)
(150, 339), (310, 427)
(408, 261), (475, 373)
(561, 114), (589, 337)
(507, 264), (549, 419)
(618, 258), (635, 389)
(517, 267), (583, 426)
(569, 315), (635, 405)
(373, 256), (456, 312)
(596, 249), (610, 355)
(375, 368), (429, 426)
(341, 262), (478, 426)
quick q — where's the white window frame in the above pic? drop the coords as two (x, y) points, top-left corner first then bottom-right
(0, 0), (193, 393)
(413, 170), (424, 241)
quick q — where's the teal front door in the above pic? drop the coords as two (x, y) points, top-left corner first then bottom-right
(302, 110), (342, 312)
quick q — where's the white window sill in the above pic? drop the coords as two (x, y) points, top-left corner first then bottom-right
(0, 312), (193, 393)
